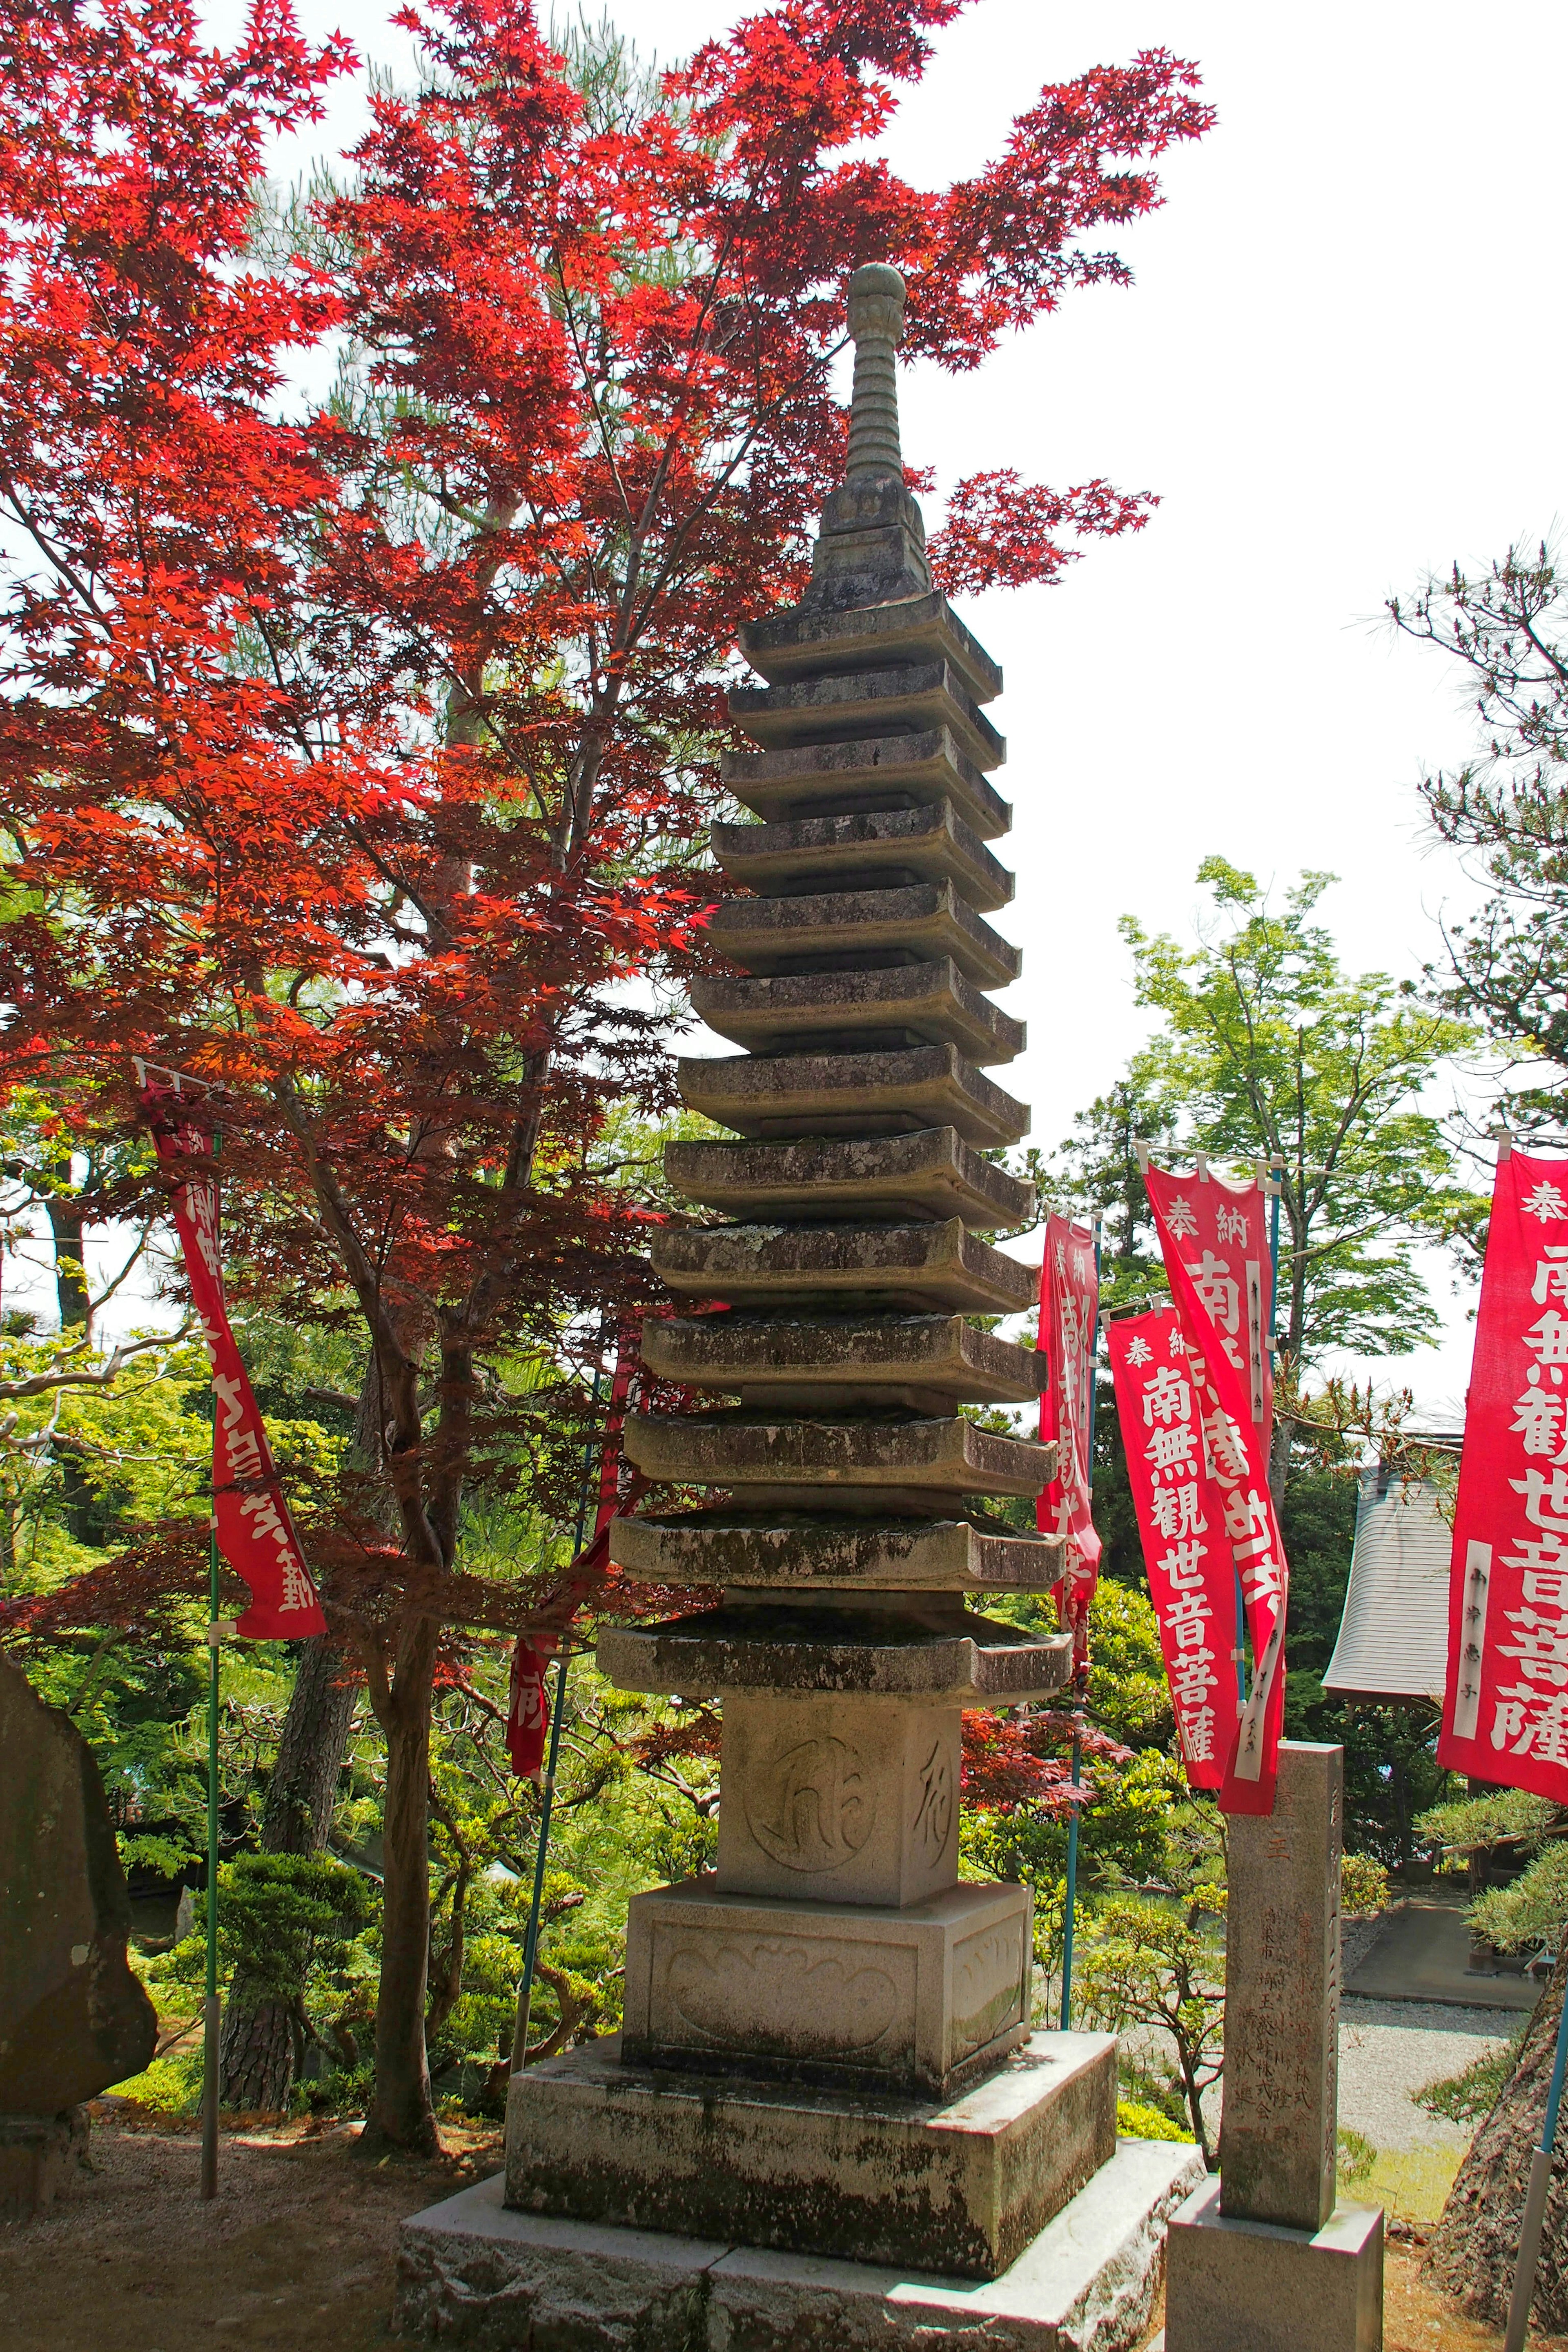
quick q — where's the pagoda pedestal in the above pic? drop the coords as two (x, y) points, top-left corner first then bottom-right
(395, 264), (1205, 2352)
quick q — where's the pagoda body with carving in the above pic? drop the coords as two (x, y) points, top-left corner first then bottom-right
(428, 270), (1208, 2338)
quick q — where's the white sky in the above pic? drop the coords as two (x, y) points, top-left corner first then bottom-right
(66, 1), (1567, 1417)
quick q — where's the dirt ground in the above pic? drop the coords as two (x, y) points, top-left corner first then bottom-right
(0, 2114), (1556, 2352)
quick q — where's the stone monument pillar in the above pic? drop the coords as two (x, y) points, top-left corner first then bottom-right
(395, 265), (1206, 2352)
(1165, 1744), (1384, 2352)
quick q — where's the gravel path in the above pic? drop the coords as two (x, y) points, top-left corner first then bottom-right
(1337, 1998), (1513, 2152)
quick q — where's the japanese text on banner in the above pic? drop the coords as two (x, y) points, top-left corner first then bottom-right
(1439, 1149), (1568, 1797)
(1037, 1216), (1101, 1668)
(144, 1092), (325, 1641)
(1108, 1306), (1239, 1788)
(1145, 1161), (1287, 1815)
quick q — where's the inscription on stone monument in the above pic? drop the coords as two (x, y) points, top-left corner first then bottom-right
(747, 1733), (875, 1872)
(1219, 1742), (1342, 2232)
(911, 1739), (953, 1862)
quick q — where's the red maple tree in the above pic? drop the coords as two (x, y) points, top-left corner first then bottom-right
(0, 0), (1211, 2149)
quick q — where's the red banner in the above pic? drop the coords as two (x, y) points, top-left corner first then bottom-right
(145, 1091), (325, 1641)
(1108, 1306), (1239, 1788)
(1037, 1215), (1101, 1671)
(1146, 1162), (1287, 1814)
(1439, 1148), (1568, 1797)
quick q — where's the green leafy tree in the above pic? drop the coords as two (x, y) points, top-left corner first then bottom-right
(1390, 541), (1568, 1130)
(1078, 1896), (1224, 2160)
(1118, 860), (1480, 1485)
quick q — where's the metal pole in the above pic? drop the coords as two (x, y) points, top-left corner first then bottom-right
(1505, 1971), (1568, 2352)
(510, 1345), (607, 2070)
(510, 1647), (572, 2069)
(1060, 1215), (1100, 2034)
(200, 1525), (220, 2201)
(1060, 1725), (1082, 2031)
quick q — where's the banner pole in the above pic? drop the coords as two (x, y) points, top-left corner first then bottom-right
(1059, 1213), (1101, 2032)
(1060, 1723), (1082, 2030)
(200, 1522), (220, 2202)
(1505, 1957), (1568, 2352)
(511, 1345), (608, 2071)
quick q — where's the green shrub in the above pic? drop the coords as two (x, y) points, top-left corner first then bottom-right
(1118, 2097), (1193, 2143)
(1415, 2033), (1521, 2124)
(1340, 1854), (1390, 1915)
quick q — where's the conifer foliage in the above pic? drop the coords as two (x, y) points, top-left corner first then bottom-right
(0, 0), (1211, 2149)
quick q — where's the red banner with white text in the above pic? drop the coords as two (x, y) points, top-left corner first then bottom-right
(1108, 1307), (1240, 1788)
(1146, 1162), (1287, 1814)
(145, 1092), (325, 1641)
(1438, 1149), (1568, 1799)
(1037, 1216), (1101, 1673)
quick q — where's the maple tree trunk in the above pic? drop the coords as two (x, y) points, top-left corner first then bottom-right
(219, 1633), (360, 2110)
(362, 1623), (442, 2156)
(1426, 1935), (1568, 2325)
(45, 1181), (87, 1330)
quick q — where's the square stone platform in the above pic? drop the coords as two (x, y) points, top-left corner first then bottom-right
(397, 2138), (1207, 2352)
(1164, 2178), (1383, 2352)
(506, 2029), (1116, 2279)
(622, 1875), (1032, 2097)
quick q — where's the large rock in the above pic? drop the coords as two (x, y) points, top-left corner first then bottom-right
(0, 1655), (157, 2117)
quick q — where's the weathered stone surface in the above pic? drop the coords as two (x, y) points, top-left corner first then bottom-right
(1220, 1742), (1345, 2232)
(730, 662), (1004, 771)
(0, 2109), (91, 2221)
(0, 1656), (156, 2117)
(399, 2140), (1203, 2352)
(804, 476), (933, 611)
(641, 1312), (1045, 1410)
(738, 587), (1002, 705)
(505, 2030), (1116, 2279)
(599, 1601), (1069, 1702)
(709, 1694), (965, 1904)
(678, 1040), (1028, 1145)
(711, 801), (1013, 911)
(708, 881), (1020, 989)
(623, 1880), (1038, 2093)
(608, 1508), (1066, 1592)
(691, 955), (1025, 1064)
(1164, 2180), (1383, 2352)
(722, 725), (1009, 839)
(649, 1217), (1034, 1311)
(664, 1125), (1033, 1227)
(623, 1410), (1053, 1509)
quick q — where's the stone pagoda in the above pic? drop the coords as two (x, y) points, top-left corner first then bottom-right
(397, 265), (1205, 2352)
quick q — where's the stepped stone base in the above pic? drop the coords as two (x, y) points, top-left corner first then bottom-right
(622, 1878), (1034, 2096)
(1164, 2180), (1384, 2352)
(396, 2140), (1205, 2352)
(505, 2029), (1116, 2279)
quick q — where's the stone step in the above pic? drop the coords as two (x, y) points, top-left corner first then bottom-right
(690, 958), (1024, 1065)
(649, 1218), (1035, 1313)
(608, 1509), (1065, 1592)
(729, 662), (1004, 771)
(722, 727), (1009, 840)
(707, 882), (1019, 990)
(677, 1043), (1028, 1146)
(711, 802), (1013, 912)
(641, 1312), (1046, 1410)
(622, 1411), (1054, 1507)
(738, 587), (1002, 705)
(598, 1603), (1070, 1703)
(663, 1127), (1034, 1230)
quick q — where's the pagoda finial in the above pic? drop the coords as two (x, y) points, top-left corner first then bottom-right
(844, 263), (906, 487)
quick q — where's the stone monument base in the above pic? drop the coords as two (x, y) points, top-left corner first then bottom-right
(506, 2029), (1115, 2279)
(1163, 2178), (1384, 2352)
(0, 2108), (89, 2220)
(396, 2138), (1206, 2352)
